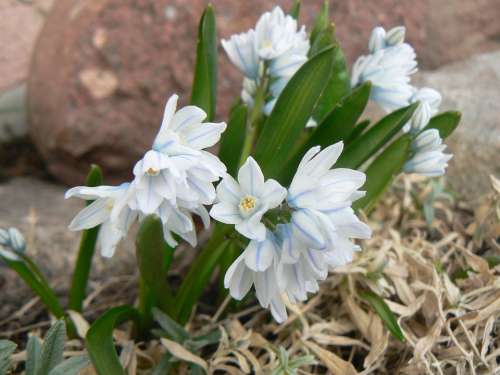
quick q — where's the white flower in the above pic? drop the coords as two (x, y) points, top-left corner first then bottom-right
(254, 7), (306, 60)
(351, 26), (417, 112)
(404, 129), (453, 177)
(210, 157), (287, 241)
(224, 231), (287, 322)
(222, 6), (310, 120)
(0, 227), (26, 261)
(66, 184), (138, 257)
(221, 30), (260, 80)
(287, 142), (371, 261)
(403, 87), (442, 133)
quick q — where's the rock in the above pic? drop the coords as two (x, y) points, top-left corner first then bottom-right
(0, 1), (50, 91)
(0, 85), (28, 141)
(27, 0), (500, 185)
(416, 51), (500, 201)
(0, 177), (135, 312)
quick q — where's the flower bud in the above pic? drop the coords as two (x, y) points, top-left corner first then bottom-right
(369, 27), (386, 53)
(413, 87), (442, 111)
(8, 228), (26, 253)
(385, 26), (406, 46)
(0, 229), (9, 246)
(410, 101), (431, 133)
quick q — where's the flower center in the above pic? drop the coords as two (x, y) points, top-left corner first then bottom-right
(262, 39), (273, 50)
(239, 195), (258, 217)
(146, 167), (160, 176)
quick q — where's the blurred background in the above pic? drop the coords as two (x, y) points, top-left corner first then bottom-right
(0, 0), (499, 294)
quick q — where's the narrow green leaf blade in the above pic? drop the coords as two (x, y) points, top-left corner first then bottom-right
(254, 47), (335, 178)
(336, 102), (418, 169)
(354, 135), (411, 213)
(360, 291), (405, 342)
(0, 340), (16, 375)
(136, 216), (173, 322)
(289, 0), (301, 19)
(309, 25), (351, 123)
(309, 0), (329, 46)
(309, 81), (371, 147)
(346, 119), (371, 144)
(152, 308), (189, 343)
(86, 305), (140, 375)
(0, 254), (64, 318)
(38, 320), (66, 375)
(425, 111), (461, 139)
(191, 5), (217, 120)
(26, 336), (42, 375)
(69, 164), (103, 312)
(152, 353), (173, 375)
(218, 102), (248, 177)
(49, 356), (90, 375)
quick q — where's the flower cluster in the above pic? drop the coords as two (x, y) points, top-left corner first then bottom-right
(222, 6), (313, 124)
(210, 143), (371, 322)
(352, 26), (452, 177)
(66, 95), (227, 257)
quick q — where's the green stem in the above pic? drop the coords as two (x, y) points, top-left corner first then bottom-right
(239, 75), (269, 166)
(68, 227), (99, 312)
(68, 165), (103, 312)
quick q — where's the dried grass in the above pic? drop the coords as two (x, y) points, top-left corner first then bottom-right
(5, 175), (500, 374)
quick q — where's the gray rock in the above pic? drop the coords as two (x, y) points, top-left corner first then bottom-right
(0, 84), (28, 141)
(0, 177), (135, 314)
(416, 50), (500, 202)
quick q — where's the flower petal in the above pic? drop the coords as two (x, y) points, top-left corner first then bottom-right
(224, 255), (253, 300)
(210, 202), (242, 225)
(69, 198), (110, 231)
(184, 122), (227, 150)
(243, 238), (275, 272)
(261, 179), (286, 208)
(291, 209), (325, 250)
(153, 94), (179, 148)
(238, 157), (265, 196)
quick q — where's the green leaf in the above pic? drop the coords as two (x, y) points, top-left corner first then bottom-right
(0, 254), (64, 318)
(309, 25), (351, 123)
(360, 290), (405, 342)
(152, 308), (189, 343)
(136, 216), (173, 327)
(289, 0), (301, 19)
(425, 111), (461, 139)
(280, 82), (370, 184)
(254, 47), (335, 179)
(309, 0), (329, 46)
(188, 329), (221, 351)
(191, 5), (217, 120)
(0, 340), (16, 375)
(69, 164), (103, 312)
(38, 320), (66, 375)
(218, 102), (248, 177)
(308, 81), (371, 147)
(49, 356), (90, 375)
(174, 225), (231, 324)
(26, 336), (42, 375)
(86, 305), (140, 375)
(486, 256), (500, 269)
(217, 241), (239, 298)
(152, 353), (173, 375)
(336, 103), (418, 169)
(346, 119), (371, 143)
(354, 135), (411, 213)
